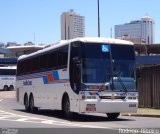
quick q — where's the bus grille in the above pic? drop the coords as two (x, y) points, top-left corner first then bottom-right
(99, 96), (126, 100)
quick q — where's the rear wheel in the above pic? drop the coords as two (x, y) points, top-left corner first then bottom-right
(24, 95), (30, 112)
(62, 96), (73, 119)
(9, 85), (14, 91)
(29, 95), (38, 113)
(3, 85), (8, 91)
(106, 113), (120, 120)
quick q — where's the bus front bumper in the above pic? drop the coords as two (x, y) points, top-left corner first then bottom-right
(79, 99), (138, 113)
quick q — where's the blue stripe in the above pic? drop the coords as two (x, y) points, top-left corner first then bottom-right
(96, 93), (100, 96)
(53, 71), (59, 80)
(43, 76), (48, 84)
(89, 92), (92, 95)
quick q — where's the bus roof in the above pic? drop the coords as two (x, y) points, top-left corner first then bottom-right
(71, 37), (134, 45)
(18, 37), (134, 61)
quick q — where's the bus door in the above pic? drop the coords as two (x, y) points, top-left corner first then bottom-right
(70, 42), (81, 112)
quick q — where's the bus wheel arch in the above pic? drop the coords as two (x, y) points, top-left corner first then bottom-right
(24, 93), (30, 112)
(62, 92), (73, 119)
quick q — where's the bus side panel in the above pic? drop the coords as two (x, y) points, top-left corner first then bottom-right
(16, 80), (27, 105)
(53, 69), (80, 112)
(16, 69), (80, 112)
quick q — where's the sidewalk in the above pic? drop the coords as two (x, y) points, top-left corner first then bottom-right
(0, 91), (16, 99)
(122, 108), (160, 118)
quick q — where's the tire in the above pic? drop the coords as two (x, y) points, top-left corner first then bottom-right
(29, 95), (38, 113)
(9, 85), (14, 91)
(24, 95), (30, 112)
(62, 96), (73, 119)
(3, 85), (8, 91)
(106, 113), (120, 120)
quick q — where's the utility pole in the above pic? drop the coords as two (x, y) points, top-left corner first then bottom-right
(34, 32), (36, 45)
(98, 0), (100, 37)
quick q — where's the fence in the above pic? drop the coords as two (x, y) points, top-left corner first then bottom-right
(137, 65), (160, 108)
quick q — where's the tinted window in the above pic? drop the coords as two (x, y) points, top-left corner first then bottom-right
(81, 43), (111, 83)
(0, 69), (16, 75)
(17, 45), (69, 76)
(48, 50), (58, 69)
(111, 45), (135, 60)
(82, 43), (110, 59)
(57, 45), (68, 69)
(31, 56), (40, 72)
(70, 42), (81, 94)
(39, 54), (48, 70)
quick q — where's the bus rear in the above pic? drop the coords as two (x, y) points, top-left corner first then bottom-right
(0, 66), (16, 91)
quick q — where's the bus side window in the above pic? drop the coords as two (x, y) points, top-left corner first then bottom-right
(70, 42), (81, 94)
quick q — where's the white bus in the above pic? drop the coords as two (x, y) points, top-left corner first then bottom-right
(0, 66), (16, 91)
(16, 37), (138, 119)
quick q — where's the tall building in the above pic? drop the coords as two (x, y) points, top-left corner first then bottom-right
(115, 16), (155, 44)
(61, 10), (85, 40)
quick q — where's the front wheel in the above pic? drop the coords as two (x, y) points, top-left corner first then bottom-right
(106, 113), (120, 120)
(62, 96), (73, 119)
(9, 85), (14, 91)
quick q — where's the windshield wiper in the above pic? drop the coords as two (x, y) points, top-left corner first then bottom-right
(98, 74), (109, 92)
(115, 71), (128, 93)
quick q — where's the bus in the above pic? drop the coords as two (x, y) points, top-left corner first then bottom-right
(16, 37), (138, 119)
(0, 66), (16, 91)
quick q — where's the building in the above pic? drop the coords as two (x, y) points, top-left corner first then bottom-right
(0, 42), (5, 48)
(6, 42), (21, 47)
(61, 10), (85, 40)
(115, 16), (155, 44)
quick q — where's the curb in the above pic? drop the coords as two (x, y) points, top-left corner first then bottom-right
(122, 114), (160, 118)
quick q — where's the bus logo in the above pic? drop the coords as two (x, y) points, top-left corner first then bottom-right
(23, 80), (32, 86)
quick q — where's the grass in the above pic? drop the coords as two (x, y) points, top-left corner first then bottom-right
(136, 108), (160, 115)
(122, 108), (160, 116)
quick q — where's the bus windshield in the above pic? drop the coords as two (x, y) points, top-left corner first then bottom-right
(82, 43), (111, 83)
(81, 43), (136, 91)
(111, 45), (136, 78)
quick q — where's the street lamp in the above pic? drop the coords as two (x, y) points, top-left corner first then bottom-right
(98, 0), (100, 37)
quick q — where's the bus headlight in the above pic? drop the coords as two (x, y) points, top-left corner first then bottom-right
(128, 96), (137, 100)
(82, 95), (86, 100)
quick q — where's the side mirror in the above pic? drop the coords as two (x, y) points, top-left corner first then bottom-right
(73, 57), (81, 65)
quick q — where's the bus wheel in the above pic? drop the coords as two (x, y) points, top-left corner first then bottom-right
(3, 85), (8, 91)
(29, 95), (38, 113)
(62, 96), (72, 119)
(24, 95), (30, 112)
(106, 113), (120, 120)
(9, 85), (14, 91)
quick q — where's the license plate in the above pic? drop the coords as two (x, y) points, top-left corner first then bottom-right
(86, 104), (96, 111)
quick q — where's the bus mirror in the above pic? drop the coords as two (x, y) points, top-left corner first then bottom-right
(73, 57), (81, 65)
(75, 60), (81, 65)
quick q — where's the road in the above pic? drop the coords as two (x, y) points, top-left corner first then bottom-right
(0, 91), (160, 134)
